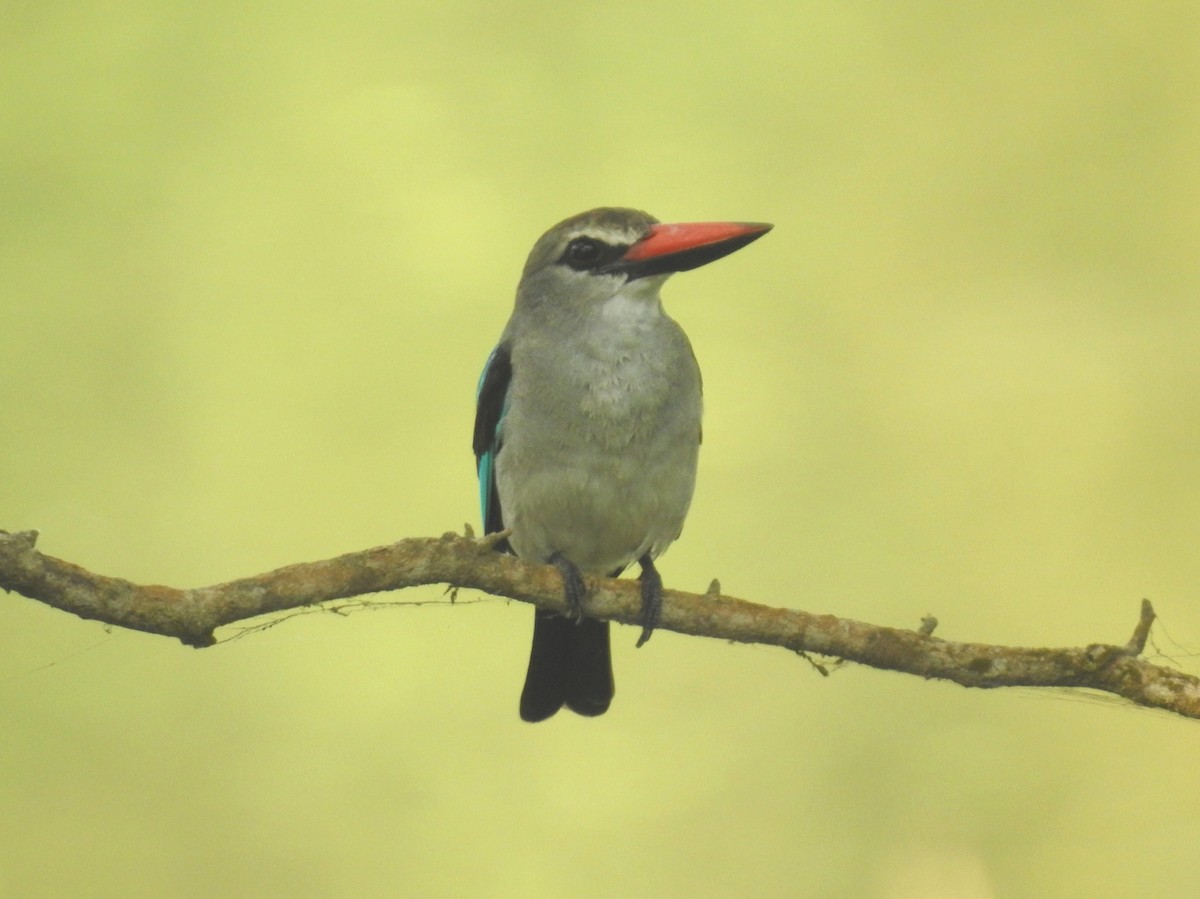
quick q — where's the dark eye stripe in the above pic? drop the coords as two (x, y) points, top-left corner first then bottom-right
(559, 236), (628, 272)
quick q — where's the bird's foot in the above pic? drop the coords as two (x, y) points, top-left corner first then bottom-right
(635, 554), (662, 648)
(548, 552), (586, 623)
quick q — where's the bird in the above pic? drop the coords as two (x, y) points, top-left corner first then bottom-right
(473, 207), (772, 721)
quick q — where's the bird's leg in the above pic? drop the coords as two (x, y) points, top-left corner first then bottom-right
(635, 554), (662, 648)
(548, 552), (586, 623)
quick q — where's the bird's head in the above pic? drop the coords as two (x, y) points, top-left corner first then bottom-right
(514, 207), (772, 320)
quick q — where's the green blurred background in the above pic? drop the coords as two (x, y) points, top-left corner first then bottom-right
(3, 3), (1198, 896)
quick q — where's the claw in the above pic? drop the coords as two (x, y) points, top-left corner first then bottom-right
(548, 552), (587, 622)
(635, 554), (662, 648)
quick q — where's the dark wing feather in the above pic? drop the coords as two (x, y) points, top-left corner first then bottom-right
(474, 344), (512, 541)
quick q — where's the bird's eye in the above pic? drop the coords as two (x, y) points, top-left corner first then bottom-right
(562, 237), (605, 271)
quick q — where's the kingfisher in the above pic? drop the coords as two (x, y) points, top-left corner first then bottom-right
(474, 208), (772, 721)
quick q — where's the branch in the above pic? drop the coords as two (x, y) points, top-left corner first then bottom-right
(3, 528), (1197, 720)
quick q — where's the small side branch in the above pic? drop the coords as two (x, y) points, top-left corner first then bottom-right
(2, 529), (1196, 720)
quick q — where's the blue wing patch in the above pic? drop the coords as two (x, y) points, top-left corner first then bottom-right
(473, 343), (512, 536)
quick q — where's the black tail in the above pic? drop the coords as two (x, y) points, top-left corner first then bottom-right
(519, 610), (613, 722)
